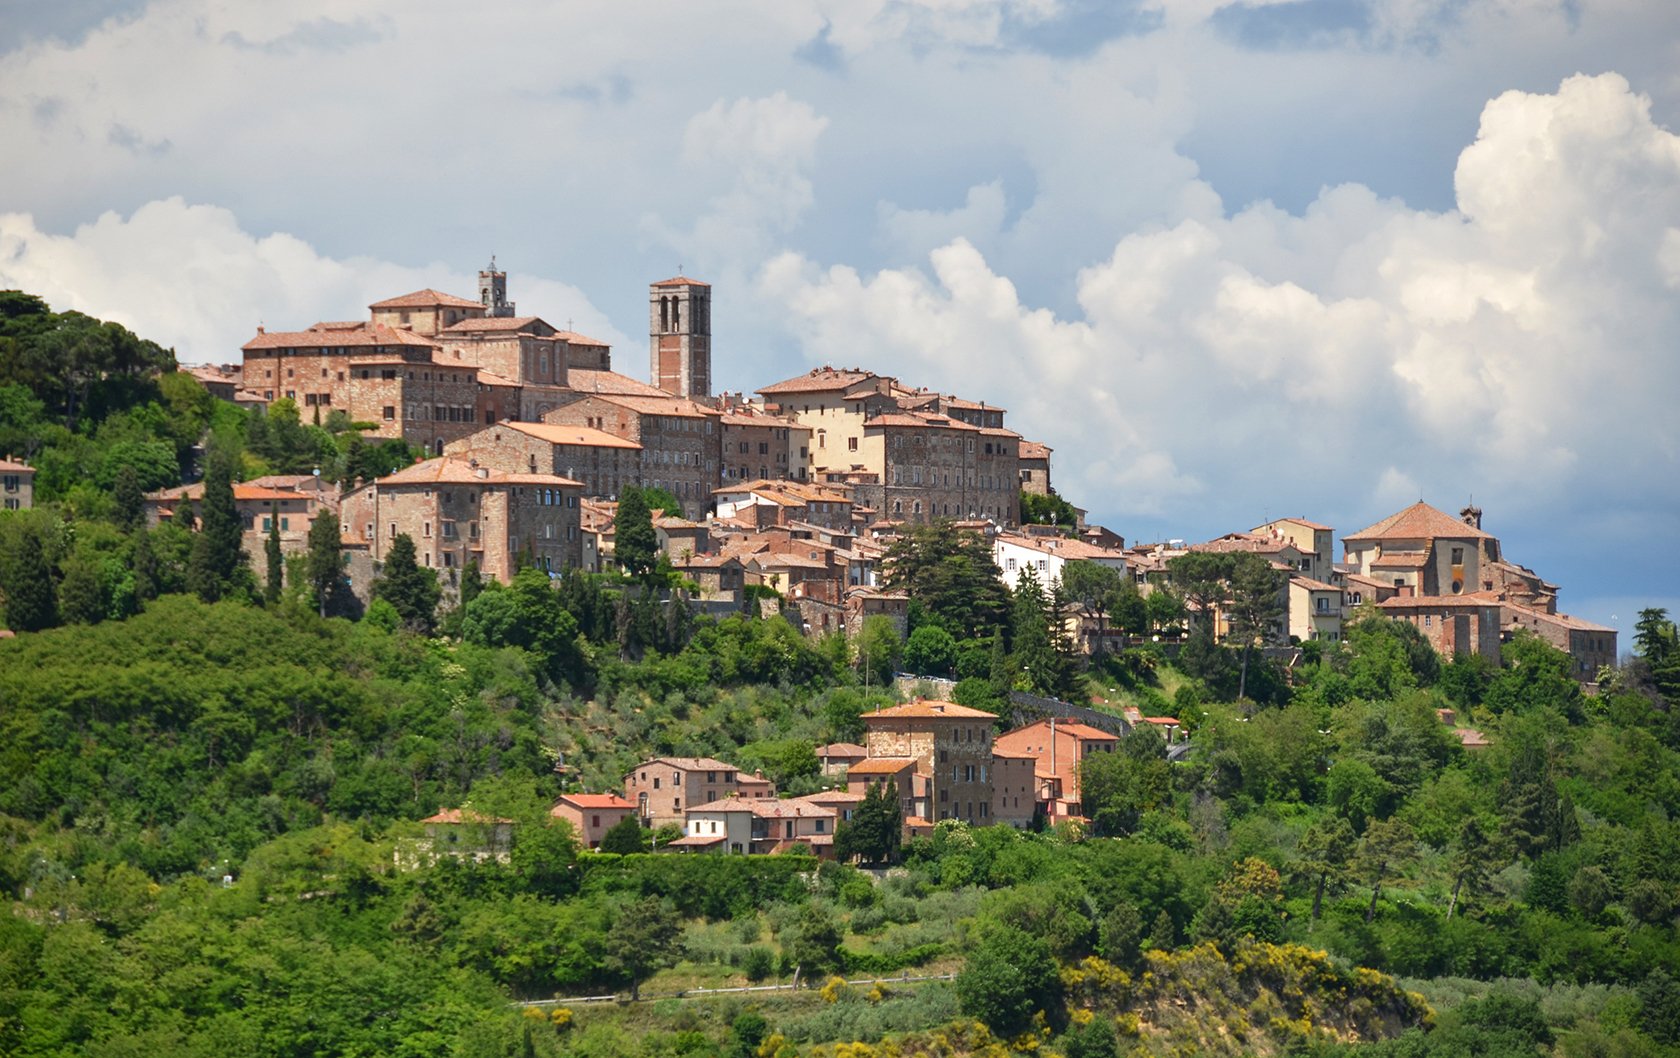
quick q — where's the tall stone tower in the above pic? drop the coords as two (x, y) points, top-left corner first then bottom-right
(649, 276), (710, 398)
(479, 258), (515, 318)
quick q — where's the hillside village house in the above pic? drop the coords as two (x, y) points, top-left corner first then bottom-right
(625, 757), (756, 829)
(1, 458), (35, 511)
(993, 719), (1119, 822)
(339, 457), (582, 584)
(542, 394), (720, 518)
(550, 793), (637, 850)
(858, 700), (1000, 826)
(444, 420), (642, 502)
(994, 531), (1128, 591)
(1343, 501), (1613, 678)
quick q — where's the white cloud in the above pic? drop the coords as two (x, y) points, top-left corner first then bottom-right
(653, 92), (831, 273)
(0, 198), (631, 363)
(762, 73), (1680, 553)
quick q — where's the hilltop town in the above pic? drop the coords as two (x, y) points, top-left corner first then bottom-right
(0, 263), (1625, 855)
(2, 275), (1678, 1058)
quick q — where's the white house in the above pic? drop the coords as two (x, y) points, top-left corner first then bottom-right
(993, 531), (1128, 590)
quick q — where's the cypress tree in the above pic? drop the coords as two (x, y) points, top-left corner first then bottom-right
(112, 463), (144, 531)
(304, 511), (344, 618)
(130, 529), (159, 603)
(373, 532), (439, 633)
(615, 487), (657, 580)
(0, 523), (59, 631)
(188, 443), (245, 602)
(264, 513), (284, 606)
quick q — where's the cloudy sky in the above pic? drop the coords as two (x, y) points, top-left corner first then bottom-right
(3, 0), (1678, 633)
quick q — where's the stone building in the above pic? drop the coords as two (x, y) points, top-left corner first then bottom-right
(649, 276), (711, 399)
(757, 368), (899, 476)
(993, 719), (1118, 822)
(624, 757), (742, 829)
(444, 420), (642, 503)
(719, 409), (811, 483)
(542, 394), (720, 517)
(1253, 516), (1337, 583)
(1376, 593), (1505, 664)
(339, 457), (582, 586)
(146, 480), (325, 583)
(241, 322), (484, 452)
(1345, 500), (1612, 678)
(1018, 441), (1052, 496)
(855, 412), (1021, 526)
(0, 458), (34, 511)
(550, 793), (638, 850)
(858, 700), (999, 826)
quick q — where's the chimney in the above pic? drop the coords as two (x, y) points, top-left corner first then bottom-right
(256, 326), (264, 334)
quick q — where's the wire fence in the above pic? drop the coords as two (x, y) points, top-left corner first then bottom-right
(515, 971), (956, 1008)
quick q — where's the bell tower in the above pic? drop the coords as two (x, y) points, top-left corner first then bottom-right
(479, 257), (515, 318)
(649, 275), (711, 398)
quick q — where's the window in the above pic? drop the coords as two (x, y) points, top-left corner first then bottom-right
(423, 522), (431, 538)
(1451, 547), (1464, 564)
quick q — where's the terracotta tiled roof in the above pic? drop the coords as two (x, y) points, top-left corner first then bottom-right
(759, 368), (879, 395)
(1289, 576), (1342, 592)
(1018, 441), (1051, 461)
(669, 834), (728, 846)
(1369, 552), (1431, 569)
(370, 289), (482, 310)
(554, 330), (610, 346)
(633, 757), (740, 773)
(443, 315), (554, 334)
(242, 323), (438, 351)
(996, 533), (1124, 562)
(422, 808), (507, 825)
(1503, 603), (1616, 632)
(1379, 592), (1504, 609)
(378, 457), (582, 489)
(556, 793), (635, 810)
(686, 798), (757, 813)
(0, 458), (35, 473)
(476, 369), (521, 388)
(651, 275), (710, 288)
(564, 369), (669, 398)
(941, 396), (1000, 411)
(1265, 516), (1334, 531)
(574, 394), (717, 418)
(493, 421), (642, 450)
(1191, 532), (1295, 555)
(861, 700), (998, 721)
(816, 743), (867, 757)
(1344, 501), (1492, 542)
(845, 758), (916, 775)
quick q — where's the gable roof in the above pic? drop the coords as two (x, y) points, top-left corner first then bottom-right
(443, 315), (554, 334)
(556, 793), (635, 811)
(632, 756), (739, 774)
(861, 700), (998, 721)
(494, 421), (642, 450)
(573, 394), (717, 418)
(242, 322), (438, 351)
(555, 330), (610, 347)
(564, 368), (668, 398)
(651, 275), (710, 288)
(378, 457), (582, 488)
(370, 289), (483, 310)
(758, 368), (880, 396)
(421, 807), (514, 824)
(1344, 501), (1492, 542)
